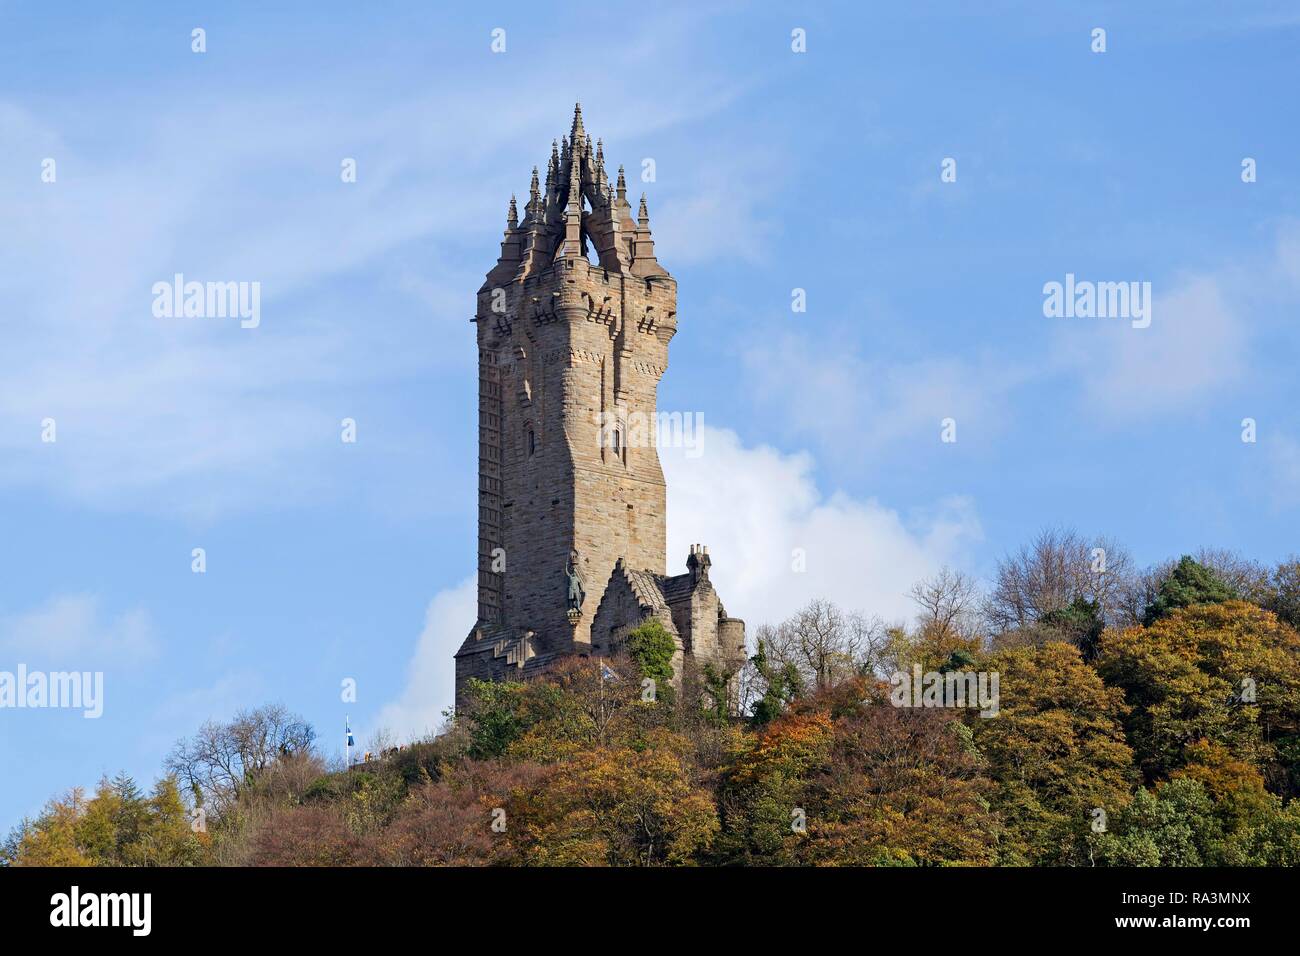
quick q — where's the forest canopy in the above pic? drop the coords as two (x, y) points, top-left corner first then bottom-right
(6, 534), (1300, 868)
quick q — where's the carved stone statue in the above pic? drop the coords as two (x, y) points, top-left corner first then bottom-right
(565, 549), (585, 611)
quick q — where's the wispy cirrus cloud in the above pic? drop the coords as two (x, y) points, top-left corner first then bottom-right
(742, 332), (1029, 460)
(0, 17), (782, 521)
(0, 594), (155, 666)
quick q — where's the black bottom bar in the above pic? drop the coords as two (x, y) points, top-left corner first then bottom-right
(0, 866), (1278, 941)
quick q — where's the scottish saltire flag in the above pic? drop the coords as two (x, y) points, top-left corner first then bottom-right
(600, 663), (619, 682)
(346, 722), (354, 747)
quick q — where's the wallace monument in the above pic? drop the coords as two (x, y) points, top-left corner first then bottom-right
(454, 105), (747, 704)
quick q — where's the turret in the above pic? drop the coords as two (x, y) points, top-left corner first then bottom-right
(630, 194), (667, 277)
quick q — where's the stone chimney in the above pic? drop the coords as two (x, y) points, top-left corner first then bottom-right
(687, 544), (711, 585)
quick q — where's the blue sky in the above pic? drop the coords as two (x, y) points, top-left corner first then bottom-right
(2, 1), (1298, 832)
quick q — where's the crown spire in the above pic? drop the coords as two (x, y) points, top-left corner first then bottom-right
(560, 119), (585, 259)
(500, 106), (671, 277)
(630, 192), (665, 277)
(528, 166), (540, 215)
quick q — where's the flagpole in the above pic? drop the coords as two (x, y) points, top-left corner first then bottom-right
(345, 714), (350, 772)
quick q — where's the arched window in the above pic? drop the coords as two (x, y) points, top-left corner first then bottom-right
(612, 429), (621, 458)
(528, 429), (536, 456)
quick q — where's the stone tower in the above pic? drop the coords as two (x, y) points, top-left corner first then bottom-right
(455, 105), (745, 704)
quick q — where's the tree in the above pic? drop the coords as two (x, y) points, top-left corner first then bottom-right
(698, 662), (737, 722)
(1118, 549), (1271, 622)
(5, 776), (209, 867)
(971, 643), (1137, 864)
(249, 804), (366, 866)
(132, 777), (208, 866)
(714, 710), (834, 864)
(1092, 768), (1297, 866)
(74, 778), (127, 865)
(1091, 779), (1220, 866)
(1173, 739), (1274, 832)
(460, 656), (657, 764)
(717, 684), (998, 866)
(1189, 549), (1272, 604)
(6, 791), (92, 867)
(755, 599), (884, 691)
(1097, 601), (1300, 784)
(804, 702), (997, 865)
(1216, 799), (1300, 866)
(164, 704), (316, 818)
(515, 732), (719, 866)
(625, 618), (676, 685)
(984, 527), (1134, 633)
(891, 618), (984, 675)
(373, 762), (546, 866)
(748, 637), (803, 724)
(1039, 596), (1105, 660)
(1141, 556), (1238, 625)
(909, 567), (984, 646)
(1264, 557), (1300, 629)
(459, 679), (535, 760)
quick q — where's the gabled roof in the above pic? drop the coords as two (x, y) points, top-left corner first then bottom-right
(624, 567), (672, 616)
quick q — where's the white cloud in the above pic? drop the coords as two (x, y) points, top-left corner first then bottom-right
(0, 594), (154, 665)
(662, 426), (981, 626)
(0, 40), (771, 520)
(376, 427), (981, 740)
(373, 578), (476, 743)
(743, 333), (1024, 457)
(1053, 274), (1246, 417)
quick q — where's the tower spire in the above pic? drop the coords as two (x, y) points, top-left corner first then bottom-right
(571, 101), (584, 143)
(527, 166), (540, 218)
(631, 192), (666, 277)
(560, 118), (585, 259)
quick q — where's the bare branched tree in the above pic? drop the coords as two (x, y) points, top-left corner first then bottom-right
(910, 567), (984, 644)
(1267, 557), (1300, 629)
(759, 598), (887, 690)
(165, 704), (316, 818)
(366, 727), (396, 756)
(1182, 548), (1270, 601)
(984, 527), (1135, 633)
